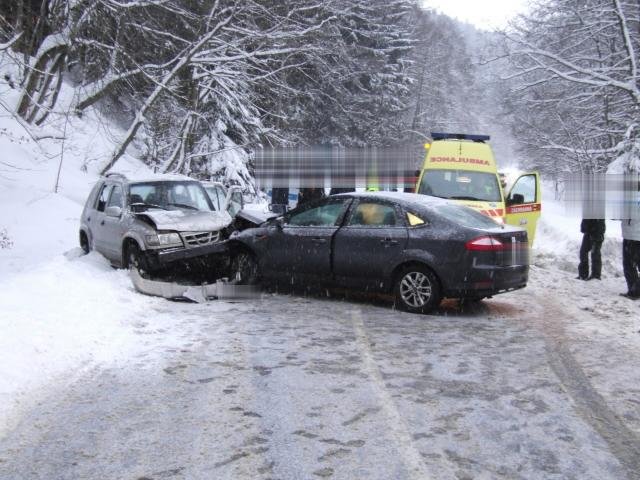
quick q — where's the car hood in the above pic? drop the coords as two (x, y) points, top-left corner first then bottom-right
(136, 209), (232, 232)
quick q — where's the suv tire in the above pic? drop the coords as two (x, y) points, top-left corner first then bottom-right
(80, 231), (90, 254)
(126, 242), (149, 276)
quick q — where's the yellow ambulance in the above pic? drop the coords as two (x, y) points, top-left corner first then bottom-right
(416, 132), (541, 244)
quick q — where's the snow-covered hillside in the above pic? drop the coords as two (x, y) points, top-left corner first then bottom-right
(0, 54), (159, 433)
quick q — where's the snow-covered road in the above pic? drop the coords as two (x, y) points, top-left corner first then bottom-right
(1, 263), (639, 479)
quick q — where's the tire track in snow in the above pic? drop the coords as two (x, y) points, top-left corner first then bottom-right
(521, 297), (640, 480)
(349, 309), (457, 480)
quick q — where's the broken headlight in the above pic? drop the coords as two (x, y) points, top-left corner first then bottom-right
(146, 232), (183, 247)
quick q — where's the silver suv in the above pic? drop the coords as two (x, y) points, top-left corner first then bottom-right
(79, 173), (243, 273)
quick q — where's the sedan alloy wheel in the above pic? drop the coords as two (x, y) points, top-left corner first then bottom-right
(395, 266), (441, 314)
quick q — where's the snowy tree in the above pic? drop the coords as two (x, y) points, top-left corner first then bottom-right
(503, 0), (640, 174)
(257, 0), (416, 148)
(402, 9), (479, 146)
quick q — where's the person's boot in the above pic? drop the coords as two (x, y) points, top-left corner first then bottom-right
(620, 292), (640, 300)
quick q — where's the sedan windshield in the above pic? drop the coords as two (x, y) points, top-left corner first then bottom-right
(418, 169), (502, 202)
(128, 181), (213, 211)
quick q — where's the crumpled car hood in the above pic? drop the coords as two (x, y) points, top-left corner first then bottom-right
(137, 209), (232, 232)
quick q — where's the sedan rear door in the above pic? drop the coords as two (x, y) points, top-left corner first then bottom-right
(333, 199), (408, 286)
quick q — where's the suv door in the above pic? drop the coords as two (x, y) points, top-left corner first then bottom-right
(92, 183), (113, 256)
(263, 197), (351, 278)
(101, 184), (126, 262)
(223, 186), (244, 218)
(333, 200), (408, 286)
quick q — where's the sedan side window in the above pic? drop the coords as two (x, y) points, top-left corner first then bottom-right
(96, 184), (112, 212)
(349, 202), (397, 227)
(288, 200), (349, 226)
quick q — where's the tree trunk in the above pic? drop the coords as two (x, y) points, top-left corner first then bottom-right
(16, 42), (67, 122)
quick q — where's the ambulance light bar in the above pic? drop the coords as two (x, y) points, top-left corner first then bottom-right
(431, 132), (490, 142)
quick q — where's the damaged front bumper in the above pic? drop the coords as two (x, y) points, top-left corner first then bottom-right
(130, 268), (259, 302)
(154, 240), (229, 264)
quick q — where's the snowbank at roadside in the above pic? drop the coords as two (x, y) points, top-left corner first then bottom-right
(0, 53), (158, 434)
(533, 185), (624, 278)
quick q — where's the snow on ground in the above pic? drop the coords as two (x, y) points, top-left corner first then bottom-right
(2, 51), (640, 475)
(0, 53), (169, 433)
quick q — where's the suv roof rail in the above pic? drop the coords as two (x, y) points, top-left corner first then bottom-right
(105, 172), (128, 181)
(431, 132), (490, 142)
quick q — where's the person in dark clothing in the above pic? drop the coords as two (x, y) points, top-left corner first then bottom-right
(578, 219), (606, 280)
(297, 187), (325, 206)
(270, 187), (290, 214)
(620, 219), (640, 299)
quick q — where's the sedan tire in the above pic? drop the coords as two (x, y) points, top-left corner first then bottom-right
(394, 265), (441, 314)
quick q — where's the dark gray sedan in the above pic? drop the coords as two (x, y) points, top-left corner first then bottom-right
(228, 192), (529, 313)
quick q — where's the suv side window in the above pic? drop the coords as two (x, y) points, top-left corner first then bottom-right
(107, 185), (124, 208)
(96, 184), (112, 212)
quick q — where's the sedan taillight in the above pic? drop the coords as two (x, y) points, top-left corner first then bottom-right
(465, 236), (506, 251)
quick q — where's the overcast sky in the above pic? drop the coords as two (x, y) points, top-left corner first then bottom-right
(422, 0), (529, 29)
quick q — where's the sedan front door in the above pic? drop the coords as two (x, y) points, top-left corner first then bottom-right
(262, 198), (352, 279)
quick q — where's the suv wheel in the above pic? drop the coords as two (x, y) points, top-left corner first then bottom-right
(80, 232), (90, 254)
(126, 243), (149, 276)
(394, 265), (441, 314)
(231, 251), (259, 285)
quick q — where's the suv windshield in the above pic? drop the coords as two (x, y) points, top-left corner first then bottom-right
(418, 169), (502, 202)
(128, 181), (213, 211)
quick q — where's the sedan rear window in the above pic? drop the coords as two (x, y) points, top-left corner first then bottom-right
(434, 204), (502, 229)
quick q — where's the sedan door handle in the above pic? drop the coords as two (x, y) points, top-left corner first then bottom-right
(311, 237), (327, 244)
(380, 238), (398, 246)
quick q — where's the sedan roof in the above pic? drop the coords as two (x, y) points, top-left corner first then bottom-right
(333, 191), (450, 208)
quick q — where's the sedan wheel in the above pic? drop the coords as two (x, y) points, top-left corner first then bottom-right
(395, 266), (441, 314)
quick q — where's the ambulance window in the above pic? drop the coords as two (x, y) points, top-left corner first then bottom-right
(419, 170), (501, 203)
(508, 174), (536, 204)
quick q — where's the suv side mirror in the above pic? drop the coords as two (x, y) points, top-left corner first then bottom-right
(105, 206), (122, 218)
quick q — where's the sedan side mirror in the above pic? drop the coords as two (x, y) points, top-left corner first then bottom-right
(105, 206), (122, 218)
(271, 217), (284, 229)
